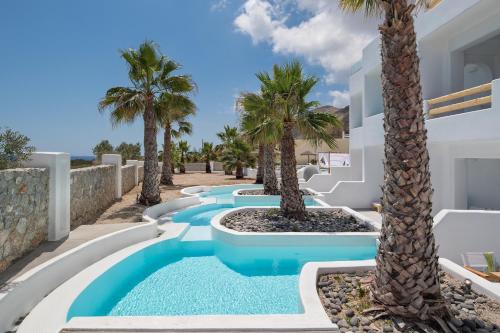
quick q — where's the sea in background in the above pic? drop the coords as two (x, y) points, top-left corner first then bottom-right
(71, 155), (95, 161)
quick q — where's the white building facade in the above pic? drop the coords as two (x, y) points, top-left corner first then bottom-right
(306, 0), (500, 215)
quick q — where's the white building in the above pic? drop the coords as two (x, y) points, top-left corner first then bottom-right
(306, 0), (500, 213)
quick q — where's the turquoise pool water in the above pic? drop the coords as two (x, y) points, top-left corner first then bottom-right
(198, 184), (262, 200)
(67, 185), (377, 319)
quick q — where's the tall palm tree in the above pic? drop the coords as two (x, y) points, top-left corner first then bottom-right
(221, 138), (255, 179)
(339, 0), (448, 325)
(99, 41), (187, 205)
(216, 125), (239, 175)
(258, 62), (339, 219)
(240, 92), (280, 195)
(178, 140), (190, 173)
(157, 92), (196, 186)
(201, 141), (216, 173)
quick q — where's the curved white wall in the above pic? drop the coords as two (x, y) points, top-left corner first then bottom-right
(434, 210), (500, 265)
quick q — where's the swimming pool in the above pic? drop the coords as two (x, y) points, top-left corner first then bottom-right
(67, 185), (377, 319)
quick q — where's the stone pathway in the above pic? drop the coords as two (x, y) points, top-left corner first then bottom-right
(0, 222), (140, 287)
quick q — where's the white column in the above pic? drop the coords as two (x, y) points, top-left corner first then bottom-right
(102, 154), (122, 199)
(24, 152), (70, 241)
(126, 160), (139, 186)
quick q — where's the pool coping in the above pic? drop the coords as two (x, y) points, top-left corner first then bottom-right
(19, 186), (382, 332)
(211, 206), (381, 248)
(19, 222), (339, 332)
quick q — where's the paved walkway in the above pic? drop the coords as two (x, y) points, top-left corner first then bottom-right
(0, 223), (139, 287)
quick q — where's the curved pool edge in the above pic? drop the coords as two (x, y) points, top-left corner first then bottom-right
(17, 223), (190, 333)
(5, 220), (158, 333)
(180, 183), (260, 198)
(211, 206), (381, 247)
(18, 188), (381, 333)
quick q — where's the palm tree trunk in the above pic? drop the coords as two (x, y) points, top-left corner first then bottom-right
(372, 0), (446, 320)
(279, 122), (304, 219)
(255, 144), (264, 184)
(236, 162), (244, 179)
(160, 122), (174, 186)
(180, 154), (186, 173)
(263, 144), (278, 195)
(139, 95), (161, 206)
(205, 159), (211, 173)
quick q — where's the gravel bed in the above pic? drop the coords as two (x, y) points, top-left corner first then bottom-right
(237, 189), (313, 196)
(317, 271), (500, 333)
(221, 208), (375, 232)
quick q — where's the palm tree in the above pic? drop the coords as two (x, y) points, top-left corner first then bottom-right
(178, 140), (190, 173)
(339, 0), (447, 325)
(221, 138), (255, 179)
(258, 62), (339, 219)
(216, 125), (239, 175)
(99, 41), (187, 206)
(201, 141), (216, 173)
(254, 144), (264, 184)
(157, 91), (196, 186)
(240, 92), (279, 195)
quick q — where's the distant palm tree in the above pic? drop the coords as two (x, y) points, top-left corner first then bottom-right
(178, 140), (190, 173)
(216, 125), (239, 175)
(240, 92), (279, 194)
(157, 91), (196, 186)
(99, 41), (187, 205)
(221, 138), (255, 179)
(257, 62), (339, 218)
(201, 141), (216, 173)
(339, 0), (447, 325)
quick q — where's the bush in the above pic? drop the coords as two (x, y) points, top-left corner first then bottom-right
(0, 128), (35, 170)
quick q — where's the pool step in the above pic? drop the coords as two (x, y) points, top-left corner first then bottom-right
(180, 226), (213, 242)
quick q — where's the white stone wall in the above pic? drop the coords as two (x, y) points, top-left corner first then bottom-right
(70, 165), (116, 228)
(121, 165), (136, 194)
(0, 168), (49, 273)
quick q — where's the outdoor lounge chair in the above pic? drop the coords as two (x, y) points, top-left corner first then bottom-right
(461, 252), (500, 282)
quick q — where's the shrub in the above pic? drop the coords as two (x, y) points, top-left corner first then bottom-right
(0, 128), (35, 170)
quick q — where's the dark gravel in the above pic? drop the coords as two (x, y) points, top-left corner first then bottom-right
(221, 208), (375, 232)
(317, 271), (500, 333)
(237, 189), (313, 196)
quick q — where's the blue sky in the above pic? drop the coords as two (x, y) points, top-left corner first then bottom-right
(0, 0), (377, 155)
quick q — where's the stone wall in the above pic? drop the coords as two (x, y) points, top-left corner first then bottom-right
(0, 168), (49, 273)
(121, 165), (136, 194)
(138, 166), (144, 182)
(70, 165), (116, 229)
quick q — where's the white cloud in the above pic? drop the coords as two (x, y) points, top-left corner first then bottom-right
(329, 90), (350, 108)
(234, 0), (379, 84)
(211, 0), (230, 12)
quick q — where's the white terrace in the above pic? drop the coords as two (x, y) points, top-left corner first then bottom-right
(303, 0), (500, 264)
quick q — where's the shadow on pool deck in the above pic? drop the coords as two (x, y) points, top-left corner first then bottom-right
(0, 173), (257, 288)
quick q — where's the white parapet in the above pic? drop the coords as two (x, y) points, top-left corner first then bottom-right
(102, 154), (122, 199)
(24, 152), (70, 241)
(126, 160), (140, 186)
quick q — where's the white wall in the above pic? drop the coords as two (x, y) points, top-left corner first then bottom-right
(466, 158), (500, 210)
(364, 68), (383, 117)
(434, 210), (500, 266)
